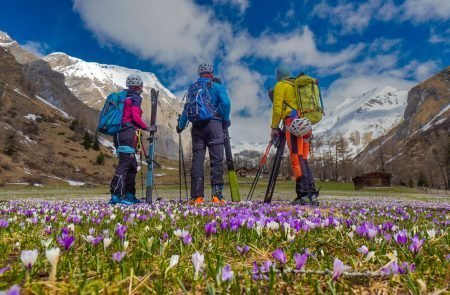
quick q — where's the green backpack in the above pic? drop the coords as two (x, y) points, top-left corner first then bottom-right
(283, 73), (324, 124)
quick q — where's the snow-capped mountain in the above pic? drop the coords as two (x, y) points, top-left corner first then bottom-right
(44, 52), (176, 109)
(43, 52), (189, 159)
(314, 86), (408, 156)
(0, 31), (38, 64)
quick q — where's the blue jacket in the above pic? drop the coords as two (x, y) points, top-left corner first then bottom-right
(178, 77), (231, 129)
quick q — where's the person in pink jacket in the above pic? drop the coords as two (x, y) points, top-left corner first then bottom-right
(109, 74), (155, 205)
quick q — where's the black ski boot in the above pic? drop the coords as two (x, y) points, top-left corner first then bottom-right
(308, 190), (320, 207)
(291, 178), (310, 205)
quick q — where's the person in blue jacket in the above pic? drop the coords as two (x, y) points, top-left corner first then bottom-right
(177, 63), (231, 204)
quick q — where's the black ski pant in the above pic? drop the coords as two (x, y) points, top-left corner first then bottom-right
(190, 120), (224, 198)
(110, 127), (138, 197)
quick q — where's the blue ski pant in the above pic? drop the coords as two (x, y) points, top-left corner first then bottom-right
(190, 120), (224, 198)
(110, 127), (138, 197)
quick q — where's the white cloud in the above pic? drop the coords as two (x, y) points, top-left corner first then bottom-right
(73, 0), (231, 74)
(312, 0), (450, 34)
(401, 0), (450, 22)
(429, 28), (450, 44)
(72, 0), (440, 145)
(21, 41), (49, 57)
(212, 0), (250, 14)
(312, 0), (389, 34)
(251, 27), (364, 69)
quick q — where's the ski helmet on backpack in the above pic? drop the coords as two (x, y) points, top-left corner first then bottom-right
(198, 63), (214, 75)
(276, 64), (291, 81)
(126, 74), (143, 88)
(288, 117), (312, 137)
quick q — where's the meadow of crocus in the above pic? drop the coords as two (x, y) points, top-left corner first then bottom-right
(0, 198), (448, 294)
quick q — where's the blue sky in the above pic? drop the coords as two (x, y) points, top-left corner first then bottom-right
(0, 0), (448, 142)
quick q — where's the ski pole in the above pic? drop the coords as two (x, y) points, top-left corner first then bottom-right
(246, 140), (273, 201)
(264, 131), (286, 204)
(179, 132), (182, 202)
(180, 135), (189, 202)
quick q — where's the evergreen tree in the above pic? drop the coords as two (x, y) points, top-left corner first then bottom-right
(96, 152), (105, 165)
(93, 135), (100, 151)
(82, 131), (92, 150)
(70, 120), (79, 131)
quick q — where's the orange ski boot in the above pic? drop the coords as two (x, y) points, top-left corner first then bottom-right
(189, 196), (204, 205)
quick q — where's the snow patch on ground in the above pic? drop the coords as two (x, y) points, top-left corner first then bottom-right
(24, 114), (41, 121)
(420, 104), (450, 132)
(67, 180), (86, 186)
(34, 95), (71, 119)
(98, 136), (116, 154)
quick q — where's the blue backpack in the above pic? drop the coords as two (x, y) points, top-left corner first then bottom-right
(185, 80), (217, 124)
(98, 91), (127, 136)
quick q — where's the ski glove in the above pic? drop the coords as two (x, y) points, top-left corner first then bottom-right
(222, 120), (231, 129)
(176, 126), (184, 134)
(146, 125), (157, 132)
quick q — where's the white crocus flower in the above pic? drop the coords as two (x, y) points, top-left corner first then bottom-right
(191, 251), (204, 280)
(266, 221), (279, 230)
(67, 223), (75, 232)
(21, 249), (38, 269)
(165, 255), (179, 275)
(364, 251), (375, 262)
(427, 229), (436, 239)
(123, 240), (129, 251)
(45, 247), (60, 281)
(41, 238), (53, 249)
(103, 237), (112, 251)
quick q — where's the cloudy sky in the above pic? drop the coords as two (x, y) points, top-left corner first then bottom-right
(0, 0), (448, 143)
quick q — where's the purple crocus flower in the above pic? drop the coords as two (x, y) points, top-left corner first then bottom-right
(58, 235), (74, 250)
(293, 253), (308, 270)
(182, 234), (192, 245)
(161, 232), (169, 241)
(2, 285), (20, 295)
(115, 225), (128, 240)
(0, 265), (11, 275)
(236, 245), (250, 255)
(0, 219), (8, 228)
(332, 258), (350, 281)
(260, 260), (273, 273)
(204, 222), (217, 236)
(272, 249), (287, 265)
(395, 230), (408, 245)
(112, 251), (126, 262)
(221, 264), (234, 281)
(409, 235), (424, 255)
(357, 245), (369, 255)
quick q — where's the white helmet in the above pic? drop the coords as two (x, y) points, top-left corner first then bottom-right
(288, 117), (312, 137)
(126, 73), (143, 88)
(198, 63), (214, 75)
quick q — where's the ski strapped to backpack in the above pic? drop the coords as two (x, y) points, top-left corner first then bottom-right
(98, 91), (128, 135)
(184, 80), (217, 124)
(146, 88), (159, 204)
(282, 73), (325, 124)
(223, 128), (241, 202)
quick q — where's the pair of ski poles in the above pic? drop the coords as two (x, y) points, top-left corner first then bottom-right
(178, 116), (189, 202)
(246, 138), (275, 202)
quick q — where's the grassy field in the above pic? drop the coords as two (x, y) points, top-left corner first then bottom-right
(0, 180), (446, 202)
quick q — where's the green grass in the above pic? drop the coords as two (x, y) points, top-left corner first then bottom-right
(0, 179), (446, 202)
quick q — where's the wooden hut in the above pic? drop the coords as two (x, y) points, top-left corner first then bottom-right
(352, 172), (392, 190)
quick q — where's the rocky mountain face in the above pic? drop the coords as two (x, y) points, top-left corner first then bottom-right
(314, 87), (408, 156)
(44, 52), (188, 159)
(354, 67), (450, 188)
(22, 60), (100, 132)
(0, 47), (116, 185)
(0, 31), (38, 64)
